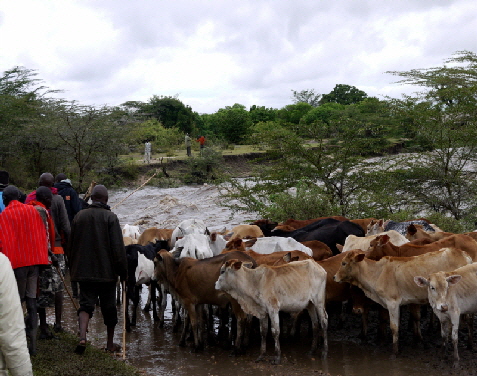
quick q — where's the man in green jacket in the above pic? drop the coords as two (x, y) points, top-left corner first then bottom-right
(66, 185), (127, 354)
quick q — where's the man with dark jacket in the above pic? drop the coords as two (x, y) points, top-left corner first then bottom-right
(54, 173), (82, 224)
(66, 185), (127, 354)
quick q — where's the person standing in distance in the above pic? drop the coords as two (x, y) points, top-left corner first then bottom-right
(185, 133), (192, 157)
(66, 185), (127, 354)
(144, 141), (151, 164)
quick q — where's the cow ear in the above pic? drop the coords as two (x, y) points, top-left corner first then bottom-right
(282, 252), (292, 263)
(446, 275), (462, 286)
(336, 244), (343, 252)
(378, 219), (384, 226)
(408, 224), (417, 235)
(224, 259), (234, 268)
(242, 262), (253, 269)
(414, 276), (429, 287)
(378, 234), (389, 245)
(233, 261), (243, 270)
(233, 239), (242, 247)
(210, 232), (217, 241)
(355, 253), (366, 262)
(205, 227), (210, 235)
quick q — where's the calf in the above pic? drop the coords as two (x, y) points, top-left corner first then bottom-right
(334, 248), (472, 355)
(415, 263), (477, 362)
(215, 259), (328, 364)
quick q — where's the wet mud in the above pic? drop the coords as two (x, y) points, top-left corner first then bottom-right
(54, 287), (477, 376)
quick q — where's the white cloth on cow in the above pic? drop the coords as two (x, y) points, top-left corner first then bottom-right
(170, 219), (208, 248)
(248, 237), (313, 256)
(173, 234), (214, 259)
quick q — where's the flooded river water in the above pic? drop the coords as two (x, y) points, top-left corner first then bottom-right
(50, 184), (477, 376)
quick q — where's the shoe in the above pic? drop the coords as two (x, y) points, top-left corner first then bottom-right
(75, 339), (87, 355)
(103, 343), (122, 353)
(40, 331), (59, 340)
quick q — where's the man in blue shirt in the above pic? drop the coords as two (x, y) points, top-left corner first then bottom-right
(0, 170), (9, 213)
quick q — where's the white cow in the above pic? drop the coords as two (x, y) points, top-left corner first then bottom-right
(246, 237), (313, 257)
(415, 262), (477, 362)
(215, 259), (328, 364)
(209, 232), (227, 256)
(339, 230), (409, 253)
(172, 233), (214, 259)
(123, 224), (141, 240)
(170, 219), (208, 248)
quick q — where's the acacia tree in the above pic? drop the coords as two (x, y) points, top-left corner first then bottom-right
(291, 89), (322, 107)
(387, 50), (477, 221)
(0, 67), (58, 167)
(46, 101), (127, 191)
(222, 109), (387, 220)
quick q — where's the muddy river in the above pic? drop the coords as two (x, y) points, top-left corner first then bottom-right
(50, 184), (477, 376)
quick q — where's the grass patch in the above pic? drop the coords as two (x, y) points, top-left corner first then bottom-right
(31, 330), (142, 376)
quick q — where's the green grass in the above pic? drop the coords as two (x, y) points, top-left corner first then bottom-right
(31, 330), (142, 376)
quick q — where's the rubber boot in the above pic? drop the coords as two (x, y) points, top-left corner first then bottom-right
(25, 297), (38, 356)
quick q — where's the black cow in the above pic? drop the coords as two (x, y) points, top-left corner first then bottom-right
(271, 218), (364, 255)
(125, 240), (169, 331)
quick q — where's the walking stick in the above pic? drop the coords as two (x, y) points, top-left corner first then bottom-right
(55, 264), (79, 311)
(122, 280), (127, 360)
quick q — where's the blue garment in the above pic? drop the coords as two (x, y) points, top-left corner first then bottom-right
(0, 192), (5, 213)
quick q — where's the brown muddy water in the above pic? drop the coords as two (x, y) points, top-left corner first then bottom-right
(51, 283), (476, 376)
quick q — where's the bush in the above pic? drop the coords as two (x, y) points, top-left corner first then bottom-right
(261, 183), (341, 222)
(183, 147), (224, 184)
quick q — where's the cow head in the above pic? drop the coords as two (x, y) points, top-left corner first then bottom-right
(414, 272), (462, 313)
(334, 250), (366, 283)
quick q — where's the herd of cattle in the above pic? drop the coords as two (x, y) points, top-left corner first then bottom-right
(120, 216), (477, 365)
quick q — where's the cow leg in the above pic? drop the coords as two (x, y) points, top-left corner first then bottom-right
(409, 304), (422, 342)
(172, 298), (182, 333)
(157, 284), (167, 328)
(256, 317), (269, 363)
(387, 304), (400, 356)
(217, 306), (230, 348)
(439, 316), (451, 352)
(179, 313), (191, 347)
(317, 303), (328, 357)
(269, 311), (281, 365)
(151, 281), (159, 322)
(307, 306), (319, 355)
(187, 304), (203, 352)
(131, 285), (140, 327)
(144, 285), (152, 311)
(450, 313), (461, 364)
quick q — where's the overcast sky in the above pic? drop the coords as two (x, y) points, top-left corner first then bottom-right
(1, 1), (476, 114)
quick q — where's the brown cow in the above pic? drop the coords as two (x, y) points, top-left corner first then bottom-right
(138, 227), (173, 246)
(367, 233), (477, 261)
(301, 240), (333, 261)
(225, 224), (264, 241)
(154, 249), (257, 352)
(350, 218), (377, 233)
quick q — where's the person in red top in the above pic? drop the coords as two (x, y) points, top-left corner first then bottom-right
(0, 185), (49, 356)
(26, 173), (70, 335)
(196, 135), (206, 155)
